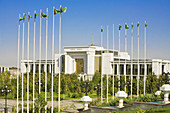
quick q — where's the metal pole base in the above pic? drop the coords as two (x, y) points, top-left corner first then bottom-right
(4, 108), (8, 113)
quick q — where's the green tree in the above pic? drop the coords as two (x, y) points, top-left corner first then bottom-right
(34, 93), (47, 113)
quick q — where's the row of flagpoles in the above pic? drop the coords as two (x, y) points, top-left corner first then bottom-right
(17, 5), (147, 112)
(100, 22), (147, 102)
(17, 6), (67, 113)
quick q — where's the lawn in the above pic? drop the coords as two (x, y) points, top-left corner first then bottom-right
(113, 107), (170, 113)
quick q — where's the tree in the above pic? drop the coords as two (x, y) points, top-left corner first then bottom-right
(76, 86), (81, 94)
(34, 93), (47, 113)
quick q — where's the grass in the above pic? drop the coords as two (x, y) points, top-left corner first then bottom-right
(110, 107), (170, 113)
(0, 90), (100, 100)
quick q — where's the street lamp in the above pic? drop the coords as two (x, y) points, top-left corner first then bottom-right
(94, 83), (101, 97)
(1, 85), (11, 113)
(117, 78), (124, 91)
(83, 81), (90, 96)
(125, 81), (131, 96)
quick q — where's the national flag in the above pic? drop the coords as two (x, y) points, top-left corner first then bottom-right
(19, 16), (23, 21)
(101, 26), (103, 32)
(137, 23), (139, 28)
(60, 6), (67, 13)
(131, 24), (134, 28)
(34, 13), (38, 19)
(119, 25), (122, 30)
(28, 14), (32, 21)
(125, 24), (129, 29)
(23, 14), (26, 20)
(41, 12), (47, 18)
(54, 8), (60, 15)
(5, 68), (8, 72)
(145, 22), (147, 27)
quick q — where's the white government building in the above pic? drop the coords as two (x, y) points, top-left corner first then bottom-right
(21, 44), (170, 80)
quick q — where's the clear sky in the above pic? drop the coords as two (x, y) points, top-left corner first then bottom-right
(0, 0), (170, 67)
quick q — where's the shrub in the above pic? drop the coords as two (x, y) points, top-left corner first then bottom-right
(76, 87), (81, 94)
(124, 98), (133, 105)
(90, 89), (93, 94)
(56, 96), (64, 101)
(135, 94), (160, 102)
(71, 93), (79, 98)
(109, 98), (119, 106)
(135, 107), (145, 113)
(70, 104), (76, 109)
(79, 93), (83, 97)
(12, 105), (16, 113)
(67, 92), (71, 97)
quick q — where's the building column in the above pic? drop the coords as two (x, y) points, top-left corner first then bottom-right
(124, 63), (126, 92)
(160, 62), (162, 75)
(144, 63), (147, 77)
(65, 54), (68, 74)
(87, 52), (90, 75)
(117, 64), (119, 75)
(49, 64), (51, 73)
(0, 67), (2, 73)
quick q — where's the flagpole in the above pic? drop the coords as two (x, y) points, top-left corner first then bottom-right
(137, 22), (139, 97)
(27, 12), (30, 113)
(22, 13), (25, 113)
(51, 6), (55, 113)
(39, 9), (42, 94)
(45, 8), (48, 113)
(106, 25), (108, 103)
(58, 6), (62, 112)
(33, 10), (36, 113)
(101, 26), (103, 103)
(17, 14), (21, 113)
(118, 25), (120, 91)
(144, 21), (147, 95)
(125, 23), (127, 92)
(131, 23), (133, 99)
(112, 24), (114, 99)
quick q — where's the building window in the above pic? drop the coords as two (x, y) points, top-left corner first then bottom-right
(140, 64), (144, 75)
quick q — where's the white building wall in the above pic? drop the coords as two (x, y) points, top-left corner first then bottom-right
(65, 54), (74, 74)
(55, 54), (63, 74)
(87, 51), (95, 75)
(102, 53), (113, 75)
(21, 62), (27, 73)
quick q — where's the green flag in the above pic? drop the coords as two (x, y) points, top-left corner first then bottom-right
(28, 14), (32, 21)
(101, 26), (103, 32)
(41, 12), (47, 18)
(131, 24), (134, 28)
(5, 68), (8, 72)
(22, 14), (26, 20)
(19, 14), (26, 21)
(119, 25), (122, 30)
(19, 16), (23, 21)
(125, 24), (129, 29)
(137, 23), (139, 28)
(54, 8), (60, 15)
(60, 6), (67, 13)
(145, 22), (147, 27)
(34, 13), (38, 19)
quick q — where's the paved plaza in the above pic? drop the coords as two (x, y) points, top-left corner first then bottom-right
(0, 99), (84, 112)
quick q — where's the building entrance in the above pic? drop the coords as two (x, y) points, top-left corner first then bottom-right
(76, 59), (84, 74)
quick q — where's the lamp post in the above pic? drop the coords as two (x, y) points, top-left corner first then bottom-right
(1, 85), (11, 113)
(163, 72), (170, 84)
(95, 83), (101, 98)
(84, 81), (90, 96)
(125, 81), (131, 96)
(117, 78), (124, 91)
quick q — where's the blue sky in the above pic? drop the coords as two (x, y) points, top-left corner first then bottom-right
(0, 0), (170, 66)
